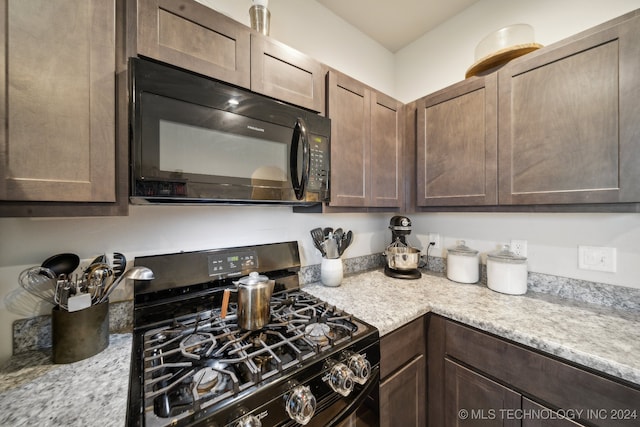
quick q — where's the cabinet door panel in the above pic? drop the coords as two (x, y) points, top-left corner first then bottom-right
(499, 15), (640, 204)
(380, 355), (426, 427)
(445, 359), (520, 427)
(371, 92), (403, 207)
(251, 35), (324, 113)
(417, 75), (498, 206)
(135, 0), (250, 88)
(0, 0), (115, 203)
(327, 71), (370, 207)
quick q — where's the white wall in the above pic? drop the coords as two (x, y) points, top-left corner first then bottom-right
(1, 0), (639, 364)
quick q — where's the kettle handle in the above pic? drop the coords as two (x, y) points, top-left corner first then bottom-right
(221, 289), (231, 319)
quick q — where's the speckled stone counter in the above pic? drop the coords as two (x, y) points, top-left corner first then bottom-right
(2, 267), (639, 426)
(302, 269), (640, 387)
(0, 334), (131, 426)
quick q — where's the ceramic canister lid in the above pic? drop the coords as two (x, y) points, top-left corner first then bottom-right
(447, 240), (479, 257)
(487, 245), (527, 264)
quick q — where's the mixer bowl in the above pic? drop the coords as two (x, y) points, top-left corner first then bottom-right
(384, 246), (421, 271)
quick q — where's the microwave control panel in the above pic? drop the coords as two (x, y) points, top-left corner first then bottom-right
(308, 135), (329, 193)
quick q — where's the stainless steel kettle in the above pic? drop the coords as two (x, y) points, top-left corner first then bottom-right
(221, 272), (275, 330)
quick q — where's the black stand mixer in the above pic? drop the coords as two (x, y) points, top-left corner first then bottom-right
(383, 216), (422, 279)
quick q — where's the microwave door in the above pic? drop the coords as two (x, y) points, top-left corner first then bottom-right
(136, 93), (298, 202)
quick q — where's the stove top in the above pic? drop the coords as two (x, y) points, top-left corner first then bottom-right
(127, 242), (380, 427)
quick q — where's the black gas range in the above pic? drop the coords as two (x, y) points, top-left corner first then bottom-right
(127, 241), (380, 427)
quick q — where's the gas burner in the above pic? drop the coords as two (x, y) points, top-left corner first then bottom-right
(193, 367), (221, 392)
(180, 333), (216, 360)
(305, 322), (333, 345)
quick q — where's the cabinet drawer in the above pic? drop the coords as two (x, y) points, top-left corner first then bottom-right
(380, 317), (425, 379)
(446, 321), (640, 427)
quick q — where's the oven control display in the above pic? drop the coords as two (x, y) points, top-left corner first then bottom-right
(208, 250), (258, 276)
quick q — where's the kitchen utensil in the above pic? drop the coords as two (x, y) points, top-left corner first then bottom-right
(18, 266), (57, 305)
(83, 255), (107, 274)
(42, 253), (80, 277)
(85, 262), (114, 302)
(323, 227), (333, 239)
(112, 252), (127, 279)
(340, 230), (353, 256)
(320, 258), (343, 287)
(446, 240), (480, 284)
(322, 238), (340, 259)
(310, 228), (326, 256)
(487, 245), (528, 295)
(221, 272), (275, 330)
(98, 266), (155, 304)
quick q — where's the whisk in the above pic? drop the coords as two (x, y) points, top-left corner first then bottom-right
(18, 266), (57, 305)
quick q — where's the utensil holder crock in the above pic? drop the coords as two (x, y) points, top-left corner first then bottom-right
(321, 258), (343, 287)
(52, 301), (109, 363)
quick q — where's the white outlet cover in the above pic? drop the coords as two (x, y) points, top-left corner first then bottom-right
(578, 246), (616, 273)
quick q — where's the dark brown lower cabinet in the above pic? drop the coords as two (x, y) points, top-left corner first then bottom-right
(380, 354), (426, 426)
(428, 314), (640, 427)
(444, 359), (520, 427)
(378, 316), (427, 427)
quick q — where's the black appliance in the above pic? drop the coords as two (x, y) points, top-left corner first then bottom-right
(384, 216), (422, 280)
(129, 58), (330, 206)
(127, 241), (380, 427)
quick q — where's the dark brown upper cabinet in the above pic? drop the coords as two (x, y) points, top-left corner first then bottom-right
(498, 11), (640, 205)
(327, 70), (403, 209)
(0, 0), (127, 217)
(416, 74), (498, 207)
(132, 0), (251, 89)
(131, 0), (325, 113)
(251, 34), (325, 113)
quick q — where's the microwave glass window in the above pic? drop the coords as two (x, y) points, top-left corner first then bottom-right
(159, 120), (288, 182)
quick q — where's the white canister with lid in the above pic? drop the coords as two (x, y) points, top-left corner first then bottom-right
(486, 245), (528, 295)
(446, 240), (480, 283)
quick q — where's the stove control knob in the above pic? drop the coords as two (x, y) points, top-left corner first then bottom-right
(234, 415), (261, 427)
(285, 385), (316, 425)
(347, 353), (371, 385)
(329, 362), (354, 397)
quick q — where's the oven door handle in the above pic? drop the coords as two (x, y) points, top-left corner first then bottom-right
(290, 117), (310, 200)
(326, 366), (380, 427)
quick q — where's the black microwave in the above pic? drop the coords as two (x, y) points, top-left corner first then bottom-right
(129, 58), (330, 205)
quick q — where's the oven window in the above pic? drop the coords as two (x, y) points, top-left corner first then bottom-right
(159, 120), (287, 182)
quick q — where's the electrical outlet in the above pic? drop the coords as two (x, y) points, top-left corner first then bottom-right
(428, 233), (441, 250)
(578, 246), (616, 272)
(510, 239), (527, 257)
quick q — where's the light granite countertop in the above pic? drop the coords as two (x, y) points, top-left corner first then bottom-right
(0, 334), (131, 427)
(302, 269), (640, 386)
(1, 268), (638, 426)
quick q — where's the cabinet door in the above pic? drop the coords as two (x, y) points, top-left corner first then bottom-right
(327, 71), (370, 207)
(251, 34), (324, 113)
(444, 359), (520, 427)
(134, 0), (251, 88)
(380, 354), (426, 427)
(498, 14), (640, 205)
(0, 0), (116, 204)
(371, 92), (403, 208)
(416, 74), (498, 206)
(522, 398), (587, 427)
